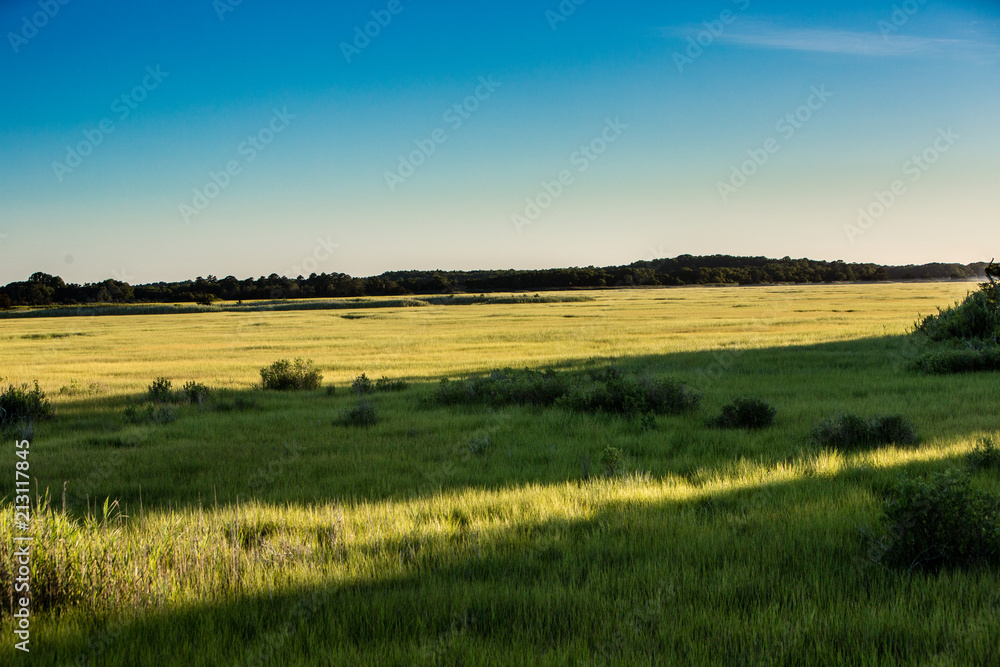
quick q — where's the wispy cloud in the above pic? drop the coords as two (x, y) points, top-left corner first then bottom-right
(720, 27), (964, 56)
(663, 22), (998, 59)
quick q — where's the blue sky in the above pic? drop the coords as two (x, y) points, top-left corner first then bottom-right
(1, 0), (997, 283)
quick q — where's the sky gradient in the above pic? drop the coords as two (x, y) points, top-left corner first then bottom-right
(1, 0), (998, 284)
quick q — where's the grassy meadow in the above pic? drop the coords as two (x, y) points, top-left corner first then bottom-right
(2, 282), (999, 665)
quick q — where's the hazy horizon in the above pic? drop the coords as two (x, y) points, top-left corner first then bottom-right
(2, 0), (998, 284)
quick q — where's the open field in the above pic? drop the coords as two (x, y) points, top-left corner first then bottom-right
(2, 282), (999, 665)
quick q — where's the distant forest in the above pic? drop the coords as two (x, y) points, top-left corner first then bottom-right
(0, 255), (989, 308)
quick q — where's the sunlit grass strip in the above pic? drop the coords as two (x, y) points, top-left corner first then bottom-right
(1, 435), (984, 621)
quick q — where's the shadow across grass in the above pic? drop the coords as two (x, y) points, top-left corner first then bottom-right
(9, 333), (997, 518)
(27, 451), (1000, 666)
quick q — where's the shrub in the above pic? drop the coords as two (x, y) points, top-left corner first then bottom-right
(435, 368), (570, 408)
(468, 435), (492, 458)
(871, 469), (1000, 572)
(914, 281), (1000, 343)
(910, 345), (1000, 374)
(969, 437), (1000, 472)
(59, 380), (105, 396)
(812, 413), (918, 451)
(147, 377), (173, 403)
(182, 381), (211, 405)
(0, 381), (53, 428)
(910, 277), (1000, 374)
(260, 358), (323, 391)
(341, 399), (377, 427)
(560, 374), (701, 416)
(870, 415), (919, 447)
(708, 397), (776, 429)
(600, 446), (623, 478)
(375, 376), (409, 392)
(351, 373), (374, 395)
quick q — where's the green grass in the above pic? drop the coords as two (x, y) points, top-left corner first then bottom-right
(1, 283), (999, 665)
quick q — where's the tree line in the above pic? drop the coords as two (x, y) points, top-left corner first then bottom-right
(0, 255), (988, 308)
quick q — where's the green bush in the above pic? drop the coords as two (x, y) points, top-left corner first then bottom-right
(0, 381), (53, 428)
(812, 413), (918, 451)
(914, 281), (1000, 342)
(260, 358), (323, 391)
(468, 435), (492, 458)
(910, 345), (1000, 374)
(708, 397), (776, 429)
(147, 377), (173, 403)
(341, 399), (377, 427)
(435, 368), (570, 408)
(870, 414), (920, 446)
(182, 381), (211, 405)
(351, 373), (374, 394)
(969, 437), (1000, 472)
(872, 470), (1000, 572)
(560, 374), (701, 416)
(375, 376), (409, 392)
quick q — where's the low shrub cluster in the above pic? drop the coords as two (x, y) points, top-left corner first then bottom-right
(435, 368), (570, 408)
(871, 470), (1000, 572)
(182, 381), (211, 405)
(341, 399), (378, 427)
(559, 373), (701, 417)
(812, 413), (918, 451)
(910, 345), (1000, 374)
(915, 281), (999, 342)
(707, 397), (776, 430)
(58, 379), (106, 396)
(375, 376), (409, 392)
(912, 275), (1000, 374)
(0, 381), (54, 429)
(350, 374), (408, 394)
(260, 358), (323, 391)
